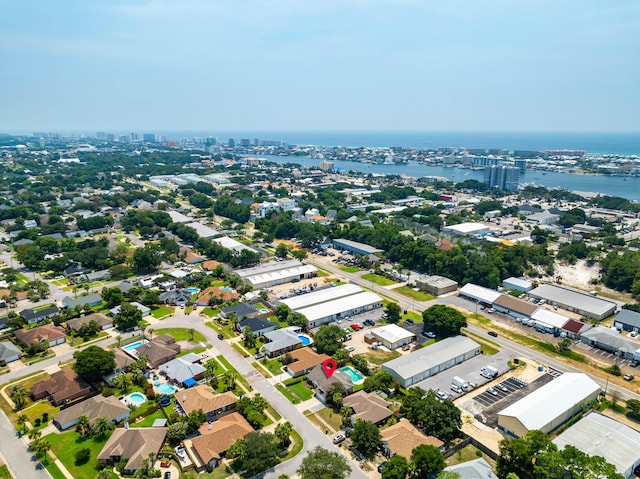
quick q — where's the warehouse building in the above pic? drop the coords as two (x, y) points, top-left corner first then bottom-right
(497, 373), (600, 438)
(458, 283), (501, 306)
(528, 284), (617, 320)
(382, 336), (481, 388)
(442, 222), (490, 237)
(502, 277), (533, 293)
(581, 326), (640, 360)
(613, 309), (640, 333)
(492, 295), (538, 320)
(236, 259), (317, 289)
(280, 283), (382, 328)
(529, 308), (570, 333)
(370, 324), (415, 350)
(332, 238), (384, 256)
(553, 411), (640, 479)
(415, 275), (458, 296)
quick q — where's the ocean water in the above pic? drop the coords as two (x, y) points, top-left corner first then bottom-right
(158, 130), (640, 156)
(253, 154), (640, 202)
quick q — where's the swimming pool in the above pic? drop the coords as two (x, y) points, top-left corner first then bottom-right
(338, 366), (365, 384)
(298, 334), (313, 346)
(155, 383), (176, 394)
(219, 286), (232, 291)
(125, 392), (147, 407)
(122, 339), (148, 355)
(185, 287), (199, 294)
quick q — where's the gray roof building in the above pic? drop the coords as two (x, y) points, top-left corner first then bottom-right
(262, 327), (302, 357)
(53, 395), (130, 431)
(62, 293), (103, 309)
(529, 284), (617, 320)
(581, 326), (640, 359)
(0, 341), (21, 363)
(382, 336), (481, 388)
(159, 353), (206, 385)
(444, 458), (495, 479)
(613, 309), (640, 332)
(332, 238), (384, 255)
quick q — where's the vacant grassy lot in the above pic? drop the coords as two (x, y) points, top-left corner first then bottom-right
(150, 305), (174, 319)
(364, 349), (401, 365)
(153, 327), (205, 344)
(395, 286), (434, 301)
(361, 273), (397, 286)
(340, 266), (361, 273)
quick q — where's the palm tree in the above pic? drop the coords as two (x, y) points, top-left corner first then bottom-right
(17, 413), (28, 434)
(31, 438), (51, 465)
(97, 470), (112, 479)
(115, 373), (131, 394)
(188, 328), (195, 341)
(115, 335), (122, 347)
(274, 421), (293, 447)
(92, 416), (112, 439)
(27, 427), (42, 442)
(147, 328), (154, 340)
(11, 387), (27, 410)
(75, 415), (91, 438)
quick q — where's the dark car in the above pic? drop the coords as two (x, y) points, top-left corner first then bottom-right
(488, 331), (498, 337)
(217, 333), (224, 340)
(378, 461), (388, 473)
(164, 472), (171, 479)
(405, 318), (414, 324)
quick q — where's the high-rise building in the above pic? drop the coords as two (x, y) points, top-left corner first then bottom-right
(143, 133), (156, 143)
(239, 138), (251, 147)
(228, 138), (236, 148)
(320, 160), (334, 172)
(253, 138), (262, 146)
(515, 159), (528, 171)
(484, 166), (520, 192)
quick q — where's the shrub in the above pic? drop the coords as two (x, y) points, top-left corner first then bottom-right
(146, 388), (156, 400)
(102, 387), (114, 397)
(75, 448), (91, 465)
(42, 412), (48, 423)
(34, 418), (41, 427)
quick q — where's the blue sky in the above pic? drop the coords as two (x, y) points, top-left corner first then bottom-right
(1, 0), (639, 132)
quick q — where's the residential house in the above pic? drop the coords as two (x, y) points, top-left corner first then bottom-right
(63, 262), (88, 277)
(97, 427), (167, 474)
(443, 458), (494, 479)
(197, 287), (239, 306)
(158, 353), (206, 387)
(159, 289), (192, 306)
(190, 412), (253, 470)
(220, 302), (259, 320)
(307, 364), (353, 403)
(201, 260), (220, 271)
(53, 395), (131, 430)
(61, 293), (103, 309)
(133, 335), (181, 367)
(174, 385), (238, 421)
(0, 341), (21, 363)
(380, 419), (444, 459)
(261, 327), (302, 358)
(77, 270), (111, 283)
(19, 306), (60, 325)
(110, 302), (151, 318)
(236, 317), (277, 337)
(342, 391), (393, 426)
(15, 324), (66, 347)
(284, 348), (329, 378)
(184, 251), (204, 264)
(65, 312), (113, 334)
(30, 368), (91, 405)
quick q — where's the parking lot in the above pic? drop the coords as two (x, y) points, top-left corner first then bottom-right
(472, 376), (528, 408)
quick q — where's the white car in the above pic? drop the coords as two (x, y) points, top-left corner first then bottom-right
(333, 433), (346, 444)
(344, 345), (355, 353)
(435, 390), (449, 400)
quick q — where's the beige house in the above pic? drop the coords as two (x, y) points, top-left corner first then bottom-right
(190, 412), (253, 470)
(381, 419), (444, 459)
(98, 427), (167, 474)
(342, 391), (393, 426)
(175, 385), (238, 421)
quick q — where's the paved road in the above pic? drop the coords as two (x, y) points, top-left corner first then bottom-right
(158, 315), (369, 479)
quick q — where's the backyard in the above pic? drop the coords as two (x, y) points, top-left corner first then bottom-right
(45, 429), (113, 479)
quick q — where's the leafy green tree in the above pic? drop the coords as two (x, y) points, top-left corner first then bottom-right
(275, 243), (290, 258)
(230, 432), (280, 476)
(351, 419), (382, 459)
(333, 348), (351, 367)
(92, 416), (113, 439)
(400, 388), (461, 442)
(73, 346), (116, 383)
(351, 354), (370, 375)
(297, 446), (351, 479)
(166, 422), (187, 446)
(436, 472), (460, 479)
(113, 302), (143, 331)
(383, 454), (410, 479)
(75, 415), (92, 438)
(132, 244), (162, 273)
(385, 302), (402, 324)
(274, 421), (293, 447)
(410, 444), (445, 478)
(74, 447), (91, 465)
(422, 305), (467, 338)
(31, 437), (51, 465)
(10, 386), (27, 410)
(314, 324), (348, 355)
(627, 398), (640, 417)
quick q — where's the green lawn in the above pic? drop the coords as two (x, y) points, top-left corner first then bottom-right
(150, 305), (174, 319)
(315, 407), (342, 431)
(132, 408), (166, 427)
(395, 286), (434, 301)
(22, 400), (59, 428)
(403, 311), (423, 323)
(361, 273), (397, 286)
(340, 266), (361, 273)
(68, 331), (108, 347)
(275, 384), (300, 404)
(287, 381), (314, 401)
(0, 464), (12, 479)
(153, 327), (205, 344)
(202, 307), (220, 318)
(216, 355), (252, 392)
(260, 358), (284, 376)
(45, 429), (113, 479)
(44, 457), (67, 479)
(33, 303), (57, 312)
(181, 466), (231, 479)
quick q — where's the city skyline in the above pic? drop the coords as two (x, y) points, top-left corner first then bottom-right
(1, 0), (639, 132)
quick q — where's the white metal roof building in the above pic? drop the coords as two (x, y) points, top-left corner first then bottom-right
(529, 284), (617, 320)
(502, 277), (533, 292)
(280, 284), (362, 310)
(212, 236), (258, 253)
(297, 291), (382, 328)
(167, 210), (192, 224)
(236, 260), (303, 279)
(184, 222), (220, 240)
(497, 373), (600, 438)
(382, 336), (481, 387)
(415, 275), (458, 296)
(332, 238), (384, 255)
(244, 264), (317, 289)
(459, 283), (501, 305)
(553, 411), (640, 479)
(442, 222), (490, 236)
(371, 324), (415, 350)
(530, 308), (570, 332)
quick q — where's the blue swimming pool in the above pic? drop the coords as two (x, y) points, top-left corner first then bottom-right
(298, 334), (313, 346)
(122, 339), (148, 354)
(185, 287), (199, 294)
(219, 286), (232, 291)
(338, 366), (365, 384)
(126, 392), (147, 407)
(156, 383), (176, 394)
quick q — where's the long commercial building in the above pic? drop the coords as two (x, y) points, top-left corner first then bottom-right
(236, 259), (317, 290)
(382, 336), (481, 388)
(497, 373), (600, 438)
(280, 283), (382, 328)
(528, 284), (617, 320)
